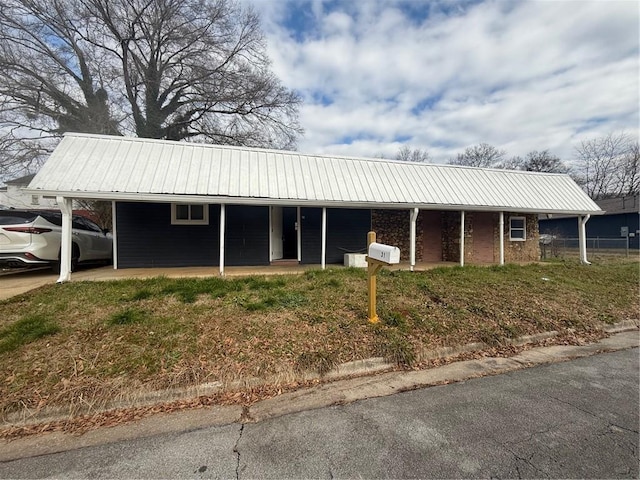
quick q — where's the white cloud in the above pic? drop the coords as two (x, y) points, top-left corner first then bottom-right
(251, 0), (639, 163)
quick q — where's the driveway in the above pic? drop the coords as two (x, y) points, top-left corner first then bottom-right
(0, 268), (57, 300)
(0, 265), (305, 300)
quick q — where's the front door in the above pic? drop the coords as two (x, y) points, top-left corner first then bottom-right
(271, 206), (298, 261)
(282, 207), (297, 259)
(271, 206), (283, 260)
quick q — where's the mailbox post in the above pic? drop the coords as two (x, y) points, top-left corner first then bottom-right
(366, 231), (400, 323)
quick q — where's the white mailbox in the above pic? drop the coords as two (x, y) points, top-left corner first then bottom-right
(368, 242), (400, 265)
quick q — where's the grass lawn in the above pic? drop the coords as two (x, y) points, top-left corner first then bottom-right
(0, 259), (638, 424)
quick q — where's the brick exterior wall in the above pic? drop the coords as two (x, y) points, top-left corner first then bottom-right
(372, 209), (423, 261)
(472, 212), (496, 263)
(422, 211), (443, 262)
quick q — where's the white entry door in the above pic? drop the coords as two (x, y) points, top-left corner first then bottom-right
(271, 206), (283, 260)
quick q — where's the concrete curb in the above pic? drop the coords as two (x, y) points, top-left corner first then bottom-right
(0, 326), (637, 462)
(2, 320), (638, 427)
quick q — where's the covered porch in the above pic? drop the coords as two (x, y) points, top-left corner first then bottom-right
(52, 196), (594, 284)
(26, 133), (601, 284)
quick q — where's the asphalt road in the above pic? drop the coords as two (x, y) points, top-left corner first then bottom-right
(1, 348), (638, 479)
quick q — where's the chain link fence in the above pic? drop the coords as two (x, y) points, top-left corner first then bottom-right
(540, 236), (636, 259)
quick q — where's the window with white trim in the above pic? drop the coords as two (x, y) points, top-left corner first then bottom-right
(171, 204), (209, 225)
(509, 216), (526, 241)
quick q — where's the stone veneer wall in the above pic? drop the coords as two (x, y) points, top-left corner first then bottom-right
(500, 213), (540, 262)
(441, 211), (456, 262)
(371, 209), (423, 261)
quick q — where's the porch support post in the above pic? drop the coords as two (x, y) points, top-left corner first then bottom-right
(321, 207), (327, 270)
(409, 208), (419, 271)
(499, 211), (505, 266)
(111, 201), (118, 269)
(56, 196), (73, 283)
(579, 214), (591, 265)
(297, 206), (302, 262)
(459, 210), (465, 267)
(219, 204), (226, 275)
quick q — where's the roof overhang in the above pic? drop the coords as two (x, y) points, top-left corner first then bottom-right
(25, 188), (605, 216)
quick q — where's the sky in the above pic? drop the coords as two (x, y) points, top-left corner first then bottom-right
(247, 0), (639, 164)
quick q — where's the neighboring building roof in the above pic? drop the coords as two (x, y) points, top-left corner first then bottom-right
(596, 194), (639, 215)
(27, 133), (602, 215)
(4, 173), (36, 186)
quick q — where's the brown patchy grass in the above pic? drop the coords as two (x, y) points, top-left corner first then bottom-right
(0, 259), (638, 421)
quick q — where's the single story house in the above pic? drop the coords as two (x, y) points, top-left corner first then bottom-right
(26, 133), (602, 282)
(540, 194), (639, 250)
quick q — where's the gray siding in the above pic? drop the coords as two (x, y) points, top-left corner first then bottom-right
(116, 202), (220, 268)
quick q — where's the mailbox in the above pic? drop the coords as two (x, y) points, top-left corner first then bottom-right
(368, 242), (400, 265)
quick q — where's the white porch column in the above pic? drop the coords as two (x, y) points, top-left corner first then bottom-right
(321, 207), (327, 270)
(459, 210), (465, 267)
(219, 204), (226, 275)
(579, 214), (591, 265)
(499, 211), (505, 266)
(56, 196), (73, 283)
(297, 207), (302, 262)
(111, 201), (118, 269)
(409, 208), (419, 271)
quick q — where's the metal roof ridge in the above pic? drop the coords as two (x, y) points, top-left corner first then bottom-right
(62, 132), (569, 178)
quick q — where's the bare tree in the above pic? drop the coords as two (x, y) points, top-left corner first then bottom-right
(396, 146), (430, 163)
(0, 0), (302, 176)
(494, 156), (524, 170)
(573, 132), (639, 199)
(75, 199), (112, 229)
(448, 143), (506, 168)
(622, 140), (640, 196)
(0, 131), (57, 181)
(521, 150), (569, 173)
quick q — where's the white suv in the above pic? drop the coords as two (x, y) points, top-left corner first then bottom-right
(0, 210), (112, 272)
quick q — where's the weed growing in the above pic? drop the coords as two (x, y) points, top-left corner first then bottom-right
(108, 307), (149, 326)
(296, 350), (338, 376)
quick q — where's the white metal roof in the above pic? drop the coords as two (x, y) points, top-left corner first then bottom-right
(27, 133), (602, 215)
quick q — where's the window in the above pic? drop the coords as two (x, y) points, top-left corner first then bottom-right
(171, 203), (209, 225)
(509, 216), (526, 241)
(73, 215), (103, 233)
